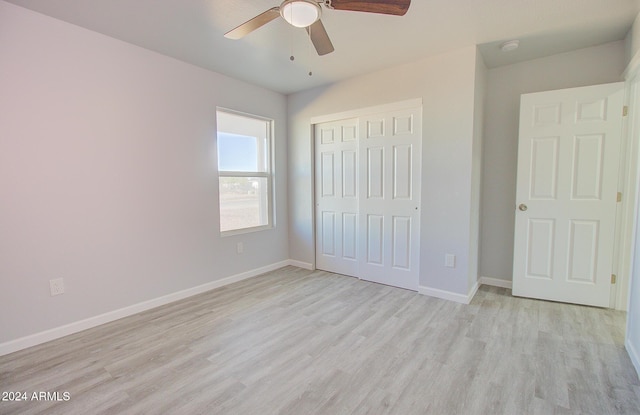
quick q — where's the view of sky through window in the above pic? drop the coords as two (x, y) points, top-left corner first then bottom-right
(217, 133), (258, 172)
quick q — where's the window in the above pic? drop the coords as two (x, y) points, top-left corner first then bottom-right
(216, 109), (273, 234)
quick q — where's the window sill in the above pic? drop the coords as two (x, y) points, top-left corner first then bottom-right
(221, 224), (274, 237)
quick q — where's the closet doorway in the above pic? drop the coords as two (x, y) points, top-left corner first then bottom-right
(314, 103), (422, 290)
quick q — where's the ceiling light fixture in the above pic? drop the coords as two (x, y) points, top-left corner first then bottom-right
(280, 0), (321, 28)
(500, 40), (519, 52)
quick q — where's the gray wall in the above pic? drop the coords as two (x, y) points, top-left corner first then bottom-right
(479, 41), (627, 281)
(626, 12), (640, 65)
(0, 2), (289, 344)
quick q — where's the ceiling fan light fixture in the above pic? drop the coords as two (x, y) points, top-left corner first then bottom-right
(281, 0), (321, 28)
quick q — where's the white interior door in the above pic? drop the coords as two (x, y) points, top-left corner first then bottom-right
(358, 108), (421, 290)
(513, 82), (624, 307)
(314, 106), (422, 291)
(315, 118), (359, 276)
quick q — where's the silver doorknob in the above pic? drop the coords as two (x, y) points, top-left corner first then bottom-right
(518, 203), (528, 211)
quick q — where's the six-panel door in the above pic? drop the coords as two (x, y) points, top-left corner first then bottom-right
(314, 107), (421, 291)
(512, 83), (624, 307)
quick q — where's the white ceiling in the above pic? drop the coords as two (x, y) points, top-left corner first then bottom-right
(5, 0), (640, 94)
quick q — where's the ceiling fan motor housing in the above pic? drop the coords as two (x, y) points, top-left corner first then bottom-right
(280, 0), (322, 28)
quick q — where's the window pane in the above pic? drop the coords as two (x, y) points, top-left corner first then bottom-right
(219, 176), (269, 232)
(217, 111), (268, 173)
(217, 133), (267, 172)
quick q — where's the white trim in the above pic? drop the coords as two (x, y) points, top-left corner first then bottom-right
(0, 260), (293, 357)
(310, 98), (423, 124)
(624, 63), (640, 378)
(626, 337), (640, 379)
(611, 78), (639, 311)
(468, 280), (480, 302)
(419, 281), (479, 305)
(479, 276), (513, 289)
(287, 259), (314, 270)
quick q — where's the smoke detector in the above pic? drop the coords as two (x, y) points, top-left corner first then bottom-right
(500, 40), (520, 52)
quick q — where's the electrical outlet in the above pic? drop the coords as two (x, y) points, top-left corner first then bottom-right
(236, 242), (244, 254)
(50, 278), (64, 296)
(445, 254), (456, 268)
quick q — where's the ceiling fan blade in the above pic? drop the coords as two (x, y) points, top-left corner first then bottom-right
(306, 19), (335, 56)
(328, 0), (410, 16)
(224, 7), (281, 39)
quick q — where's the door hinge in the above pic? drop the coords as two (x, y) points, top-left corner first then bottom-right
(623, 106), (628, 117)
(611, 274), (617, 284)
(617, 192), (622, 202)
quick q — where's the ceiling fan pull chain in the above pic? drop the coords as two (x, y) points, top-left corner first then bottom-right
(290, 20), (295, 61)
(308, 24), (313, 76)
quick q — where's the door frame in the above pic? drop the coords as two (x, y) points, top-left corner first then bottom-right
(616, 57), (640, 311)
(623, 50), (640, 377)
(310, 98), (423, 274)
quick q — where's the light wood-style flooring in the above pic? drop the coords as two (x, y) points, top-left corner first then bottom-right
(1, 266), (639, 414)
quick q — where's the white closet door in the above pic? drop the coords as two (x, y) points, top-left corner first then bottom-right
(513, 83), (624, 307)
(358, 108), (421, 290)
(315, 118), (359, 277)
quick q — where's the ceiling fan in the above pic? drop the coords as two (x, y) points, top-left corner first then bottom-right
(224, 0), (411, 56)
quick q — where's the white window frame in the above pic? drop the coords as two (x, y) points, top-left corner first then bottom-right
(216, 108), (274, 236)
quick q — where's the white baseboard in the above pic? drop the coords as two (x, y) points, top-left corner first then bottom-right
(479, 276), (513, 289)
(0, 260), (295, 357)
(468, 280), (480, 302)
(419, 280), (479, 305)
(626, 337), (640, 379)
(286, 259), (314, 270)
